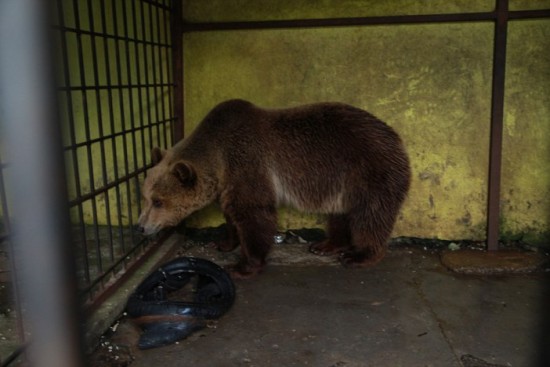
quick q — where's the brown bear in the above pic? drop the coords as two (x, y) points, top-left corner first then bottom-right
(137, 99), (411, 279)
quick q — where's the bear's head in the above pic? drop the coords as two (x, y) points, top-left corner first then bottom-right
(137, 147), (218, 235)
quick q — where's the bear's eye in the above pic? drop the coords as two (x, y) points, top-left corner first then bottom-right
(152, 199), (163, 208)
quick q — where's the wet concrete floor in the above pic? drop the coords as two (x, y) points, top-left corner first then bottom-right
(90, 241), (549, 367)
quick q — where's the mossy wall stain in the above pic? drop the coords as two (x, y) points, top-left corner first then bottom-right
(501, 20), (550, 245)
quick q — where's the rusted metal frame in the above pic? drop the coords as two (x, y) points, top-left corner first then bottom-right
(509, 9), (550, 19)
(77, 0), (178, 309)
(121, 0), (146, 229)
(63, 117), (176, 151)
(109, 0), (138, 257)
(166, 11), (175, 145)
(146, 3), (160, 150)
(68, 164), (151, 207)
(165, 1), (176, 144)
(181, 8), (550, 33)
(83, 229), (176, 314)
(181, 11), (496, 33)
(98, 0), (127, 257)
(71, 0), (104, 276)
(163, 0), (174, 146)
(131, 2), (148, 179)
(155, 1), (170, 148)
(487, 0), (509, 251)
(142, 0), (172, 12)
(76, 3), (160, 304)
(171, 0), (184, 142)
(58, 81), (175, 91)
(52, 25), (172, 48)
(86, 0), (116, 265)
(139, 1), (156, 154)
(82, 0), (180, 315)
(150, 2), (170, 148)
(131, 0), (150, 216)
(63, 118), (173, 210)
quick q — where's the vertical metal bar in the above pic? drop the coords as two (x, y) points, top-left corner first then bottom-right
(121, 0), (142, 240)
(155, 2), (169, 148)
(140, 1), (155, 152)
(133, 1), (149, 169)
(0, 0), (85, 365)
(164, 1), (175, 146)
(72, 0), (103, 275)
(171, 0), (184, 142)
(99, 0), (126, 256)
(86, 0), (115, 264)
(487, 0), (509, 251)
(131, 1), (149, 222)
(149, 3), (162, 148)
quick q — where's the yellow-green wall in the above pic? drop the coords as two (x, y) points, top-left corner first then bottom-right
(501, 19), (550, 244)
(181, 1), (550, 245)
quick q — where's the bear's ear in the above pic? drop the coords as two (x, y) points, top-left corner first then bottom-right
(151, 147), (166, 166)
(171, 161), (196, 187)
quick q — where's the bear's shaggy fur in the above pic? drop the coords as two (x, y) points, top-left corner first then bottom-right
(138, 99), (411, 278)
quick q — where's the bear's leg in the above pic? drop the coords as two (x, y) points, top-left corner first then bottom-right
(309, 214), (352, 256)
(217, 213), (240, 252)
(340, 204), (395, 267)
(227, 205), (277, 279)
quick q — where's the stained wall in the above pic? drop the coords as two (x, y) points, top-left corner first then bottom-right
(181, 0), (550, 245)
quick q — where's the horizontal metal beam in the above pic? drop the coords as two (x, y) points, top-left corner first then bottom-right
(181, 8), (550, 33)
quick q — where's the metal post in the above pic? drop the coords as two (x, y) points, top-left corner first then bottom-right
(171, 0), (185, 142)
(0, 0), (85, 366)
(486, 0), (509, 251)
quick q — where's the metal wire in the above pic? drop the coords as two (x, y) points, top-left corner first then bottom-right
(53, 0), (176, 303)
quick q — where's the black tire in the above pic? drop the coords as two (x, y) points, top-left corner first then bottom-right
(126, 257), (235, 320)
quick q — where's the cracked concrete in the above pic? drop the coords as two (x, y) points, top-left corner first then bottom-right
(89, 236), (549, 367)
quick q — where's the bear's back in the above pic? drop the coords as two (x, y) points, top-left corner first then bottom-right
(172, 100), (410, 213)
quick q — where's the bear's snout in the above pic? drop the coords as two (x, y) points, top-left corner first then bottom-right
(136, 222), (161, 236)
(136, 211), (161, 236)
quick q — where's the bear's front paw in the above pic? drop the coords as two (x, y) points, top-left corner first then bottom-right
(309, 240), (350, 256)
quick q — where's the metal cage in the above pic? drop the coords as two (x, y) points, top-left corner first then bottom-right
(1, 0), (182, 365)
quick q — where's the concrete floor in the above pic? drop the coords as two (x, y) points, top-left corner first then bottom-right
(90, 240), (549, 367)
